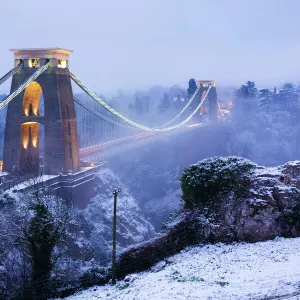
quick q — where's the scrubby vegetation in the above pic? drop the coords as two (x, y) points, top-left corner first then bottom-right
(180, 156), (255, 211)
(113, 158), (300, 281)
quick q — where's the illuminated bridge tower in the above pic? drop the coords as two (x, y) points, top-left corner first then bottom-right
(197, 80), (218, 121)
(3, 48), (80, 175)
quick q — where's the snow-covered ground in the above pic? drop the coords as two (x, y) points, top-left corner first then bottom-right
(63, 237), (300, 300)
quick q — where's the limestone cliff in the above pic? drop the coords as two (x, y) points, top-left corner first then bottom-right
(115, 158), (300, 277)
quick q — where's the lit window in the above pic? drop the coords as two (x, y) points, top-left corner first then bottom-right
(58, 59), (67, 68)
(28, 58), (40, 68)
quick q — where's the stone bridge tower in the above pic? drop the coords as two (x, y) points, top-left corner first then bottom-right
(3, 48), (80, 175)
(197, 80), (218, 121)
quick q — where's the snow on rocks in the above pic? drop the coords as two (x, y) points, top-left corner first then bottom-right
(62, 237), (300, 300)
(110, 158), (300, 280)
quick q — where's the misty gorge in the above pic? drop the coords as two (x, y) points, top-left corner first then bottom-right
(1, 76), (300, 299)
(3, 1), (300, 298)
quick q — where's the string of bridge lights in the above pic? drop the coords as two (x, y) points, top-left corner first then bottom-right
(0, 63), (23, 86)
(79, 86), (212, 152)
(217, 101), (224, 117)
(0, 62), (50, 110)
(155, 86), (201, 128)
(70, 72), (153, 131)
(0, 64), (212, 136)
(158, 85), (212, 131)
(70, 71), (211, 132)
(79, 132), (152, 152)
(74, 96), (140, 130)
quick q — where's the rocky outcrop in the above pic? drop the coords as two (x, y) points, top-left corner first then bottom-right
(179, 158), (300, 242)
(115, 159), (300, 277)
(234, 161), (300, 241)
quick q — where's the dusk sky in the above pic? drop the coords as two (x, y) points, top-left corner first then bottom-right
(1, 0), (300, 94)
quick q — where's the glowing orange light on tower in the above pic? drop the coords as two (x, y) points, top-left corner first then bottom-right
(22, 81), (42, 116)
(32, 138), (37, 147)
(21, 122), (39, 149)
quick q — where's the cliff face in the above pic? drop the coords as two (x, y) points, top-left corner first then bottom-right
(180, 158), (300, 242)
(115, 158), (300, 277)
(232, 161), (300, 241)
(82, 168), (155, 259)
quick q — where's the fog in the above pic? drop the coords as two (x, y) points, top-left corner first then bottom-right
(70, 78), (300, 231)
(1, 1), (300, 297)
(1, 0), (300, 95)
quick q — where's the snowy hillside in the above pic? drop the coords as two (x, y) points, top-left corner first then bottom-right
(0, 168), (155, 298)
(62, 237), (300, 300)
(82, 168), (155, 259)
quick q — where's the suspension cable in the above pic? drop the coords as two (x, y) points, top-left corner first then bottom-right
(74, 96), (139, 130)
(217, 101), (224, 117)
(0, 62), (50, 110)
(70, 71), (211, 132)
(157, 85), (212, 131)
(155, 86), (201, 128)
(0, 63), (23, 87)
(70, 72), (152, 131)
(79, 132), (149, 151)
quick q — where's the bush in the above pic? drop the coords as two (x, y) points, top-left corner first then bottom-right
(79, 267), (109, 288)
(180, 156), (255, 211)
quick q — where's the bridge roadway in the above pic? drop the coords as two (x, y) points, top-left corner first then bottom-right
(0, 122), (208, 207)
(0, 123), (203, 189)
(79, 122), (205, 162)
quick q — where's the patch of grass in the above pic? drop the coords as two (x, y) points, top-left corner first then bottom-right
(169, 270), (205, 283)
(116, 283), (130, 290)
(215, 281), (229, 287)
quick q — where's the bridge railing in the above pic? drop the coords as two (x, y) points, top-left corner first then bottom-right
(0, 164), (104, 193)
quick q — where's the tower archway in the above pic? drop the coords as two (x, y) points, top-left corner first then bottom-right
(22, 81), (42, 116)
(20, 121), (40, 174)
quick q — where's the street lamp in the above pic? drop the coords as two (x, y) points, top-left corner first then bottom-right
(112, 188), (121, 284)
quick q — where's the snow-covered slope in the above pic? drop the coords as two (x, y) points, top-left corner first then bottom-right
(0, 168), (155, 295)
(63, 237), (300, 300)
(82, 168), (155, 259)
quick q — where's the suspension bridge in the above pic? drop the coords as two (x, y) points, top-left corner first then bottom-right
(0, 48), (219, 203)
